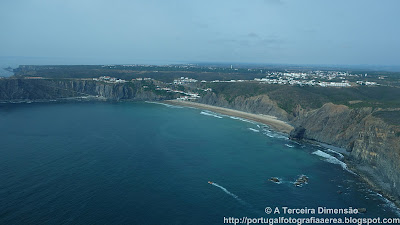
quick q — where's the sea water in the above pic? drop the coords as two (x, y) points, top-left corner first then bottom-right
(0, 102), (398, 224)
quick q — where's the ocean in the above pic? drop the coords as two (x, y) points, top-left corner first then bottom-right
(0, 102), (399, 224)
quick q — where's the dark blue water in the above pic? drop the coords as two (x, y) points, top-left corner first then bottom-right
(0, 102), (398, 224)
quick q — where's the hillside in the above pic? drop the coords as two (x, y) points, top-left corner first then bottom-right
(195, 83), (400, 205)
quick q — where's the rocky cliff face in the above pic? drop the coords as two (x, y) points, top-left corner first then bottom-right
(2, 79), (399, 205)
(198, 92), (289, 121)
(197, 92), (400, 205)
(0, 79), (172, 101)
(0, 79), (79, 100)
(290, 103), (400, 204)
(350, 115), (400, 202)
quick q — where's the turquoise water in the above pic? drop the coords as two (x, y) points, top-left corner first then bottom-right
(0, 102), (399, 224)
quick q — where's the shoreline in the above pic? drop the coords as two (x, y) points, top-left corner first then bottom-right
(166, 99), (400, 210)
(2, 98), (400, 210)
(165, 100), (294, 134)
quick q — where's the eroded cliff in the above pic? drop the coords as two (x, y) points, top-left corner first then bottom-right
(0, 79), (174, 102)
(197, 92), (289, 121)
(290, 103), (400, 204)
(196, 91), (400, 205)
(1, 79), (399, 205)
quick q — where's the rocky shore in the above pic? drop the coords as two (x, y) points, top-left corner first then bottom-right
(195, 93), (400, 207)
(1, 78), (399, 207)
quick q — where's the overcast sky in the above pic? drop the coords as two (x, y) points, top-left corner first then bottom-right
(1, 0), (399, 65)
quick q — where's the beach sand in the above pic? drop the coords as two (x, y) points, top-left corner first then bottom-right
(165, 100), (294, 134)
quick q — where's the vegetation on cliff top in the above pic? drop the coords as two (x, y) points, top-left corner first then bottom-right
(204, 82), (400, 113)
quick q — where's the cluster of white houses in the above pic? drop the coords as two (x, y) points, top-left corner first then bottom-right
(356, 81), (378, 86)
(93, 76), (127, 83)
(93, 76), (154, 83)
(92, 74), (379, 89)
(253, 78), (352, 87)
(173, 77), (198, 85)
(132, 77), (152, 81)
(318, 81), (351, 87)
(155, 87), (201, 100)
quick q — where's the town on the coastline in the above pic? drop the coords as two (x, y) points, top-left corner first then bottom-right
(86, 69), (381, 100)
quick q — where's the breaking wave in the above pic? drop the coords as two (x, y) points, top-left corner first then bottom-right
(248, 128), (260, 132)
(263, 132), (288, 139)
(145, 101), (183, 108)
(200, 111), (223, 119)
(312, 150), (356, 175)
(374, 193), (400, 217)
(228, 116), (256, 124)
(326, 148), (344, 159)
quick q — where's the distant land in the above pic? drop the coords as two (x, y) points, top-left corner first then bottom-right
(1, 64), (400, 208)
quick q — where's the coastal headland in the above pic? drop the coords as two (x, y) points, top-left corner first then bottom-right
(2, 65), (400, 207)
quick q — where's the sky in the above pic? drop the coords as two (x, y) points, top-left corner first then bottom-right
(1, 0), (399, 65)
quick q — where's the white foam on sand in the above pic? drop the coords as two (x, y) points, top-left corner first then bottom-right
(200, 111), (223, 119)
(312, 150), (356, 175)
(248, 128), (260, 132)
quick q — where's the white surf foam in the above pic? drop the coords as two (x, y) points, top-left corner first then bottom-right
(374, 193), (400, 217)
(263, 132), (288, 140)
(285, 144), (294, 148)
(261, 127), (288, 139)
(265, 133), (274, 138)
(312, 150), (356, 175)
(145, 101), (183, 108)
(248, 128), (260, 132)
(200, 111), (223, 119)
(228, 116), (256, 124)
(326, 148), (344, 159)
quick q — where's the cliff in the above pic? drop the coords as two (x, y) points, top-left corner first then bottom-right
(1, 78), (399, 205)
(290, 103), (400, 204)
(196, 92), (400, 205)
(197, 92), (289, 121)
(0, 79), (175, 102)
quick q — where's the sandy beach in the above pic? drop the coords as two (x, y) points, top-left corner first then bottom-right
(165, 100), (294, 134)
